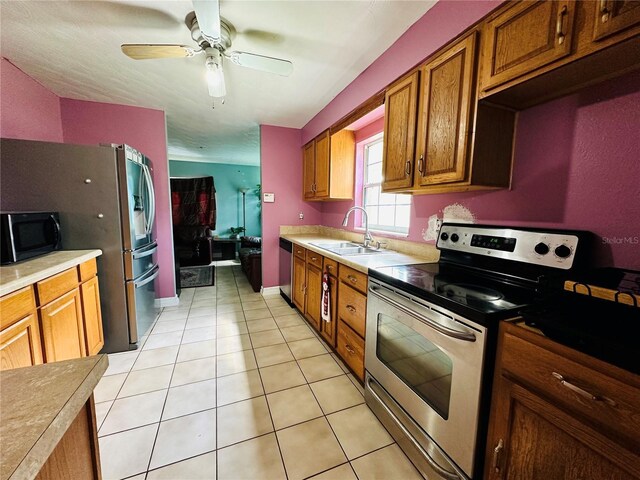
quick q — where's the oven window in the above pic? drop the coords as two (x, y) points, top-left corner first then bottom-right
(377, 313), (453, 419)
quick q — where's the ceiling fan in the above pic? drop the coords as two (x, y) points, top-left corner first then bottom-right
(121, 0), (293, 99)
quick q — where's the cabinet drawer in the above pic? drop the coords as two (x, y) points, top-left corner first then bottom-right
(78, 258), (98, 282)
(501, 329), (640, 448)
(0, 286), (37, 330)
(337, 282), (367, 338)
(337, 320), (365, 381)
(338, 265), (368, 294)
(306, 250), (323, 269)
(293, 245), (306, 260)
(323, 257), (338, 276)
(37, 267), (79, 306)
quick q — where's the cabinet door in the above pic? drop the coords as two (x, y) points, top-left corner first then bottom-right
(304, 263), (322, 331)
(592, 0), (640, 41)
(320, 274), (338, 348)
(314, 131), (331, 198)
(382, 71), (419, 191)
(303, 141), (316, 199)
(292, 255), (306, 312)
(415, 33), (477, 186)
(481, 0), (576, 92)
(40, 288), (87, 362)
(80, 276), (104, 356)
(485, 376), (638, 480)
(0, 313), (43, 371)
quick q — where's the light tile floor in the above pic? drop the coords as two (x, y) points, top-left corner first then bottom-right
(96, 265), (423, 480)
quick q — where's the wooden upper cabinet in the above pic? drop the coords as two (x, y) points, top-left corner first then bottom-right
(382, 71), (419, 191)
(592, 0), (640, 41)
(303, 141), (315, 199)
(314, 131), (330, 198)
(302, 129), (355, 201)
(415, 33), (477, 186)
(480, 0), (576, 92)
(40, 288), (87, 362)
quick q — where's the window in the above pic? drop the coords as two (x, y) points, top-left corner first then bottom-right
(361, 135), (411, 234)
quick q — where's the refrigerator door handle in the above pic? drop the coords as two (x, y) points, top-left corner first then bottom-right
(142, 164), (156, 235)
(134, 265), (160, 288)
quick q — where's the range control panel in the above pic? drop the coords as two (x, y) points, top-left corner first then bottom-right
(437, 224), (581, 270)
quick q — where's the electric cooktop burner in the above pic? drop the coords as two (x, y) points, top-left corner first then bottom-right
(369, 262), (535, 323)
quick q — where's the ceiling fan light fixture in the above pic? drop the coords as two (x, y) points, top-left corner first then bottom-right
(205, 55), (226, 98)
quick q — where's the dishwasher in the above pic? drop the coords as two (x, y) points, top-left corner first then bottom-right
(279, 238), (293, 305)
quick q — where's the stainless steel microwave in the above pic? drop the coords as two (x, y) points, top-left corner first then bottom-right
(1, 212), (62, 264)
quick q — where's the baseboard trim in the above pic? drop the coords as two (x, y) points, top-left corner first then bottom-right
(261, 286), (281, 297)
(155, 296), (179, 307)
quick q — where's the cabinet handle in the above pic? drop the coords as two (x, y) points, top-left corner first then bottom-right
(345, 344), (356, 355)
(346, 304), (356, 313)
(311, 256), (317, 261)
(417, 154), (424, 174)
(556, 5), (567, 45)
(599, 0), (609, 22)
(551, 372), (617, 406)
(347, 275), (357, 284)
(492, 439), (504, 473)
(405, 160), (412, 176)
(327, 265), (333, 271)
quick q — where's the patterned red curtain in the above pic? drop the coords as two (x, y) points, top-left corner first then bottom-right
(170, 176), (216, 228)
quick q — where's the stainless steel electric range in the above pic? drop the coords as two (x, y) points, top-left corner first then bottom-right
(364, 223), (592, 480)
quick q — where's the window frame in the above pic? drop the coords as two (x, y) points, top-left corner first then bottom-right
(360, 133), (410, 235)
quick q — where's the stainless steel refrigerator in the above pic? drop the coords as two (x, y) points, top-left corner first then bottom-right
(0, 138), (160, 353)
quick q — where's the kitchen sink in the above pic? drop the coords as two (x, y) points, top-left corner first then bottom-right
(310, 242), (391, 256)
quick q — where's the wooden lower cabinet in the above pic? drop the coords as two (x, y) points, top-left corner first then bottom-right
(40, 288), (87, 362)
(292, 254), (306, 312)
(0, 313), (44, 370)
(305, 262), (323, 331)
(485, 322), (640, 479)
(36, 396), (102, 480)
(80, 276), (104, 356)
(336, 320), (365, 381)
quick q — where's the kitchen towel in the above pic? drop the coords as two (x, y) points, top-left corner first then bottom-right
(321, 271), (331, 323)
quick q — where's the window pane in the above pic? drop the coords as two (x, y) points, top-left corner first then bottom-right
(367, 161), (383, 184)
(379, 205), (395, 226)
(364, 186), (380, 206)
(366, 206), (379, 225)
(379, 192), (398, 205)
(396, 205), (411, 228)
(396, 194), (411, 205)
(367, 141), (383, 162)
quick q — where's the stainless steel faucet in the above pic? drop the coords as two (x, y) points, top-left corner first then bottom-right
(342, 206), (374, 247)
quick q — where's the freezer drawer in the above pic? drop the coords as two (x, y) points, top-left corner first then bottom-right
(126, 265), (159, 345)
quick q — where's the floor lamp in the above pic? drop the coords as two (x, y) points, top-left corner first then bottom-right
(239, 188), (250, 233)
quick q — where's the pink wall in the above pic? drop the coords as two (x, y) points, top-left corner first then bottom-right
(260, 125), (322, 287)
(302, 0), (502, 144)
(0, 58), (63, 142)
(320, 72), (640, 269)
(60, 99), (174, 297)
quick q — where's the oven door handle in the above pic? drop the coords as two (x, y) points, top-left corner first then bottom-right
(368, 285), (476, 342)
(367, 377), (463, 480)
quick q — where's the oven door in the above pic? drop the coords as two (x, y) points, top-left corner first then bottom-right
(365, 279), (486, 478)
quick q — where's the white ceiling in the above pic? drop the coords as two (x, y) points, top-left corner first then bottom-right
(0, 0), (435, 166)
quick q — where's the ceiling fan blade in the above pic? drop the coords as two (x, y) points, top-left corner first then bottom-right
(121, 44), (198, 60)
(227, 51), (293, 76)
(193, 0), (221, 44)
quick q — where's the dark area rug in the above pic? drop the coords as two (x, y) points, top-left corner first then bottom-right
(180, 265), (215, 288)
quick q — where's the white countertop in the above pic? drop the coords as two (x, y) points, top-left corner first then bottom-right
(280, 234), (438, 273)
(0, 250), (102, 297)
